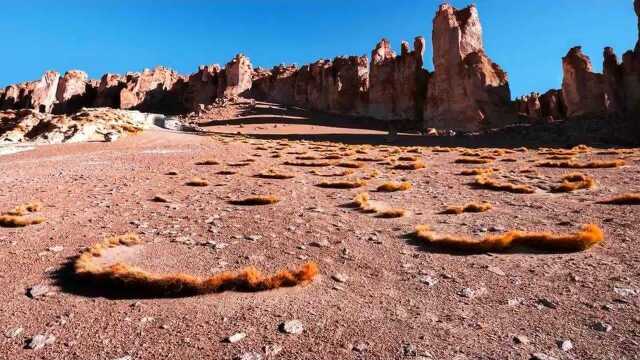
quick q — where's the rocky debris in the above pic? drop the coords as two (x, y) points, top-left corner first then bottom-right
(558, 339), (573, 351)
(530, 353), (558, 360)
(280, 320), (304, 335)
(4, 327), (24, 339)
(27, 284), (50, 298)
(264, 344), (283, 357)
(119, 67), (186, 114)
(234, 352), (263, 360)
(226, 332), (247, 343)
(592, 320), (613, 332)
(27, 334), (56, 350)
(561, 47), (619, 119)
(513, 335), (530, 344)
(331, 273), (348, 283)
(224, 54), (253, 98)
(0, 108), (153, 144)
(425, 4), (512, 132)
(55, 70), (95, 114)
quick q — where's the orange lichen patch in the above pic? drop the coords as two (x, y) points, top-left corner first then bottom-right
(0, 201), (46, 228)
(551, 173), (596, 193)
(414, 224), (604, 253)
(472, 176), (535, 194)
(309, 169), (354, 177)
(185, 177), (209, 187)
(229, 195), (280, 206)
(597, 193), (640, 205)
(195, 159), (220, 166)
(455, 157), (493, 164)
(74, 234), (318, 296)
(255, 169), (296, 180)
(336, 161), (365, 169)
(317, 179), (367, 189)
(459, 168), (494, 176)
(283, 160), (333, 167)
(441, 202), (492, 215)
(536, 159), (625, 169)
(393, 160), (426, 170)
(377, 181), (412, 192)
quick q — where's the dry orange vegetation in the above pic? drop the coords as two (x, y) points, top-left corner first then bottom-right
(317, 179), (367, 189)
(441, 202), (492, 214)
(229, 195), (280, 205)
(392, 160), (426, 170)
(537, 159), (625, 169)
(460, 168), (494, 176)
(551, 173), (596, 193)
(74, 234), (318, 296)
(255, 169), (296, 179)
(414, 224), (604, 253)
(597, 193), (640, 205)
(195, 159), (220, 165)
(185, 177), (209, 187)
(377, 181), (412, 192)
(0, 201), (46, 228)
(471, 176), (536, 194)
(455, 157), (493, 164)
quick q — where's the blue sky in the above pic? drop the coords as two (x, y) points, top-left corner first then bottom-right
(0, 0), (636, 97)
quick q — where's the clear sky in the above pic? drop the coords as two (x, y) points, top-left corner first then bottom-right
(0, 0), (636, 98)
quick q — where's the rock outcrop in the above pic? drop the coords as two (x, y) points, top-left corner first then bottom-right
(425, 4), (512, 132)
(0, 108), (153, 144)
(516, 90), (565, 121)
(561, 47), (619, 118)
(29, 71), (61, 113)
(54, 70), (95, 114)
(119, 67), (186, 114)
(223, 54), (253, 98)
(182, 65), (222, 112)
(94, 74), (125, 108)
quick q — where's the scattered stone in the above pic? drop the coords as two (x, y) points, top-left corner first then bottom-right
(402, 343), (418, 356)
(613, 287), (638, 297)
(47, 246), (64, 253)
(113, 356), (133, 360)
(227, 332), (247, 343)
(558, 339), (573, 351)
(352, 342), (368, 353)
(419, 276), (438, 287)
(4, 327), (23, 339)
(28, 284), (50, 299)
(28, 334), (56, 350)
(537, 298), (558, 309)
(235, 352), (262, 360)
(331, 273), (348, 283)
(486, 266), (505, 276)
(530, 353), (558, 360)
(592, 321), (612, 332)
(513, 335), (530, 344)
(264, 344), (283, 357)
(459, 287), (486, 298)
(280, 320), (304, 335)
(310, 239), (330, 248)
(245, 235), (263, 241)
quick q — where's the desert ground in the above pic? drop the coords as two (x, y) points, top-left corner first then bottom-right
(1, 103), (639, 360)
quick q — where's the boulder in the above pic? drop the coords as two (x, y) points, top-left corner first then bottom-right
(223, 54), (253, 98)
(425, 4), (512, 131)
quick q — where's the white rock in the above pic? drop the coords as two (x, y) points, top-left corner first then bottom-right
(227, 332), (247, 343)
(331, 273), (348, 283)
(28, 334), (56, 350)
(28, 285), (50, 298)
(281, 320), (304, 335)
(558, 339), (573, 351)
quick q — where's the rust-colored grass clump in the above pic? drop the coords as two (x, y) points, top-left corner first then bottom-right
(255, 169), (296, 180)
(597, 193), (640, 205)
(336, 161), (365, 169)
(536, 159), (625, 169)
(377, 181), (412, 192)
(229, 195), (280, 206)
(441, 202), (492, 215)
(185, 177), (209, 187)
(393, 160), (426, 170)
(0, 201), (46, 228)
(309, 169), (354, 177)
(471, 176), (535, 194)
(455, 157), (492, 165)
(414, 224), (604, 253)
(551, 173), (596, 193)
(195, 159), (220, 166)
(460, 168), (494, 176)
(73, 234), (318, 296)
(352, 192), (408, 218)
(317, 179), (367, 189)
(216, 170), (237, 175)
(283, 160), (333, 167)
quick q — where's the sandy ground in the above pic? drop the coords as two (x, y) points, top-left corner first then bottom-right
(1, 113), (640, 360)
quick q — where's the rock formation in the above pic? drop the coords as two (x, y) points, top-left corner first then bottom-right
(182, 65), (222, 112)
(369, 39), (397, 120)
(223, 54), (253, 98)
(94, 74), (125, 108)
(561, 47), (619, 118)
(119, 67), (185, 114)
(29, 71), (61, 113)
(425, 4), (512, 131)
(54, 70), (95, 114)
